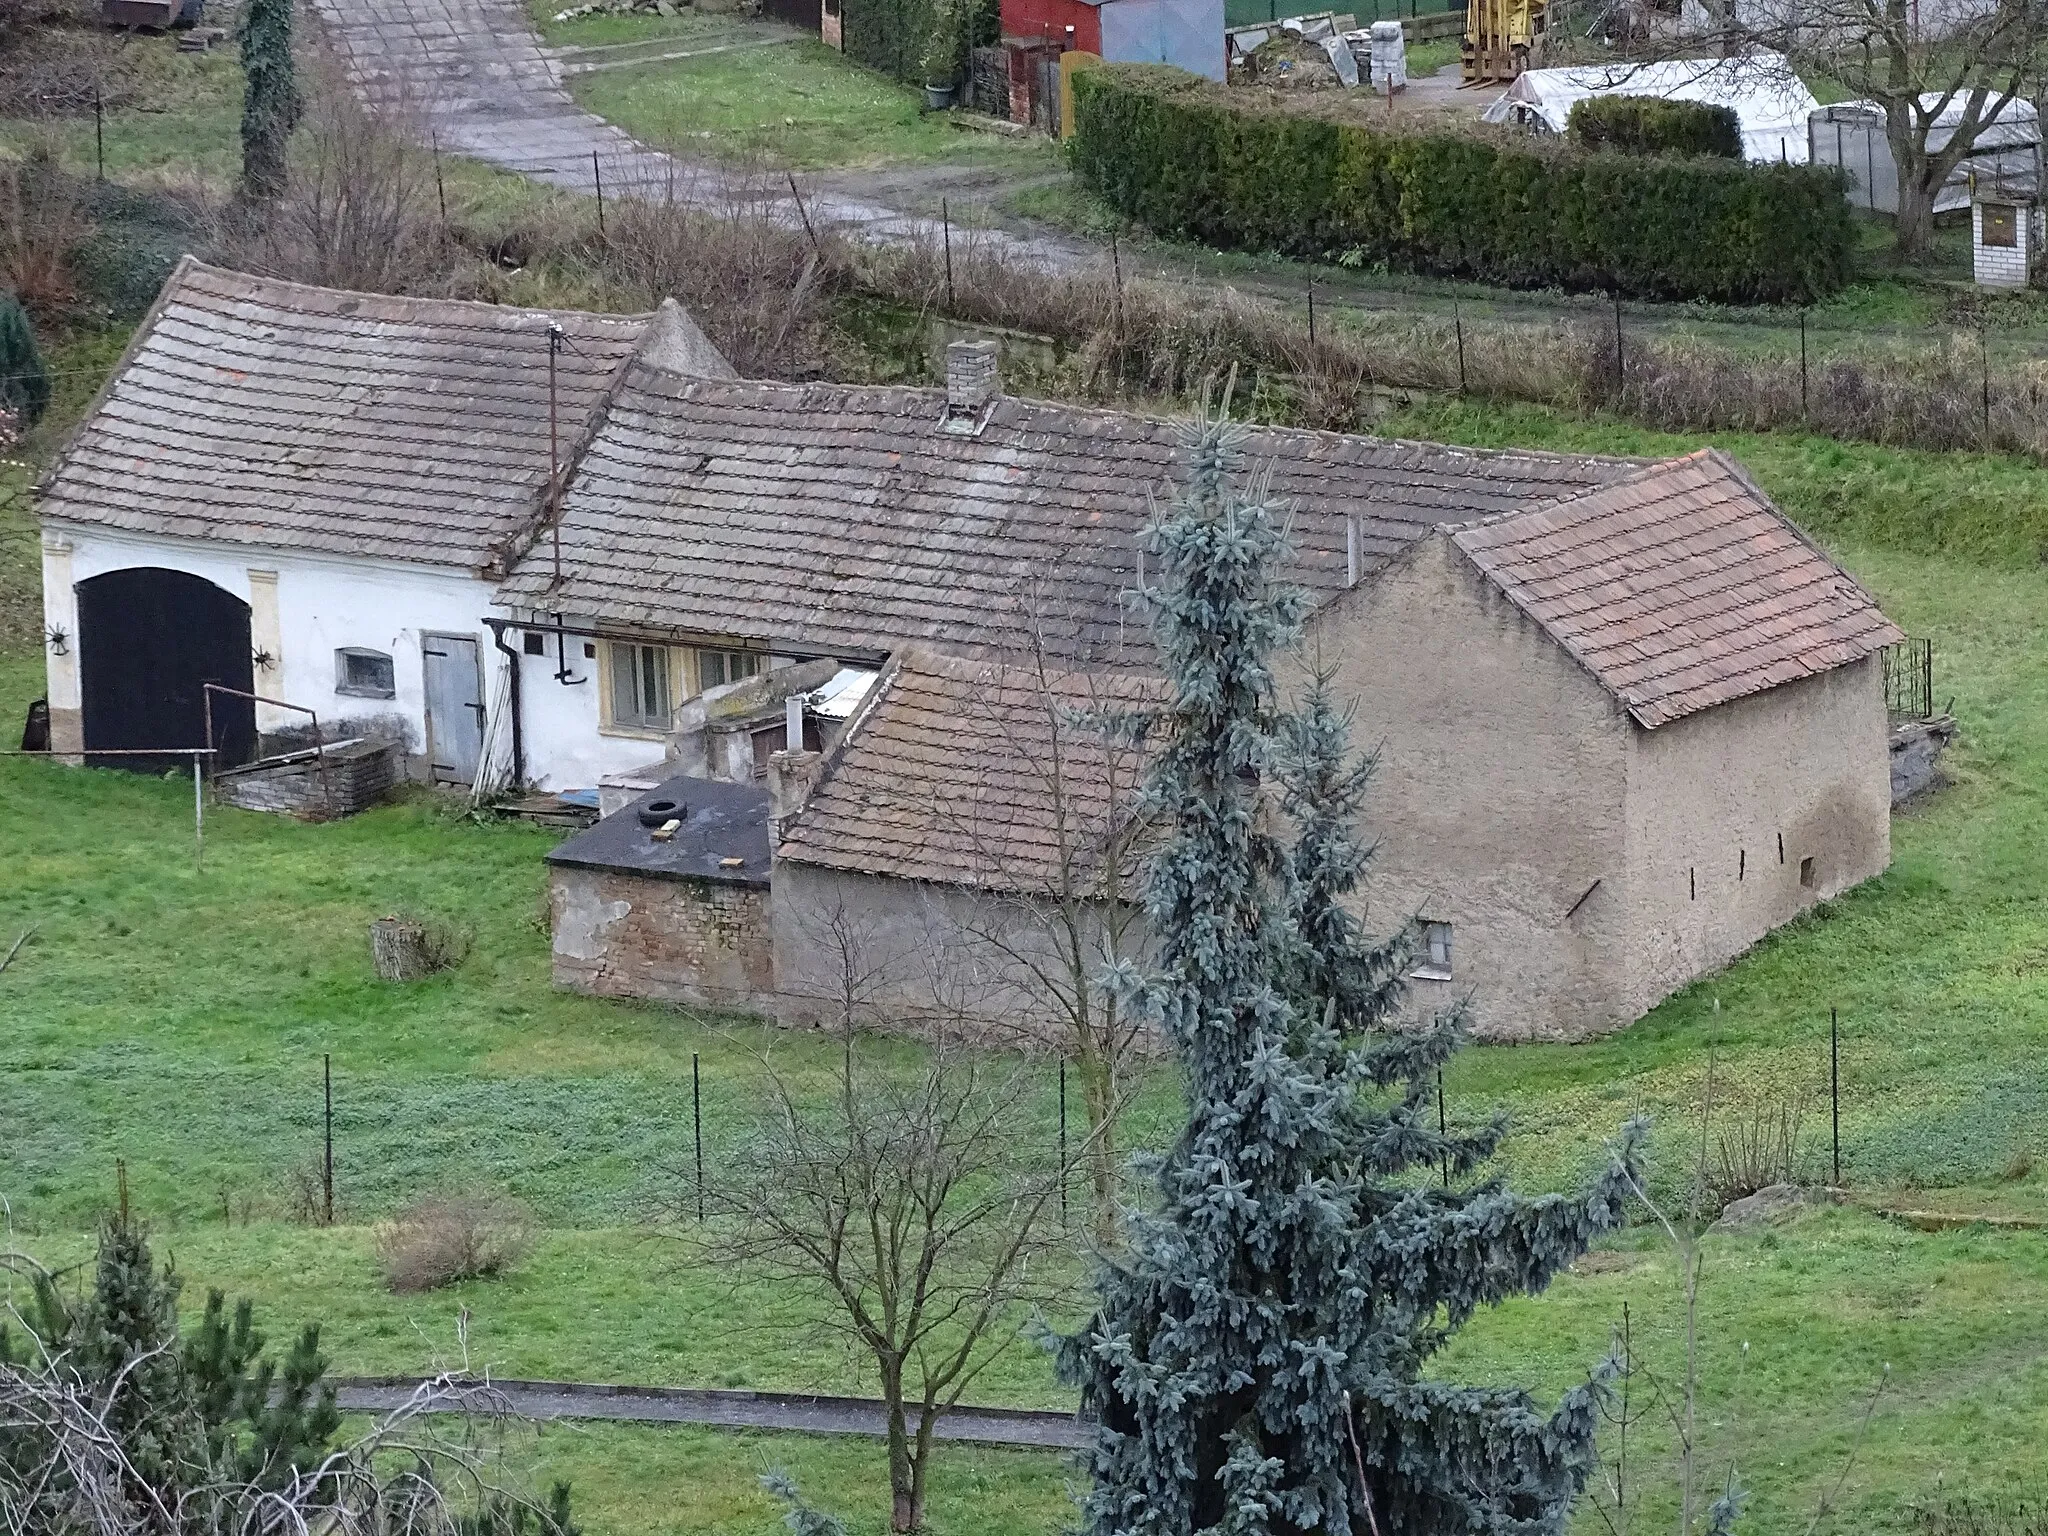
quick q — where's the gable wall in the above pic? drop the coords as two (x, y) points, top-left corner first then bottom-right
(1306, 537), (1635, 1041)
(1620, 656), (1891, 1014)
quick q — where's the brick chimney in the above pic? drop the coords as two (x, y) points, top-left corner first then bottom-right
(944, 338), (1000, 429)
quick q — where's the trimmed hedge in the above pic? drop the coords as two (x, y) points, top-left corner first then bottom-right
(1567, 95), (1742, 158)
(1070, 67), (1853, 304)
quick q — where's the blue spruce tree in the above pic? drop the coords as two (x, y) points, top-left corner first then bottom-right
(1061, 402), (1647, 1536)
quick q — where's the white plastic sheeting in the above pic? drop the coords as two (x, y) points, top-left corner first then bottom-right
(1479, 53), (1820, 164)
(1810, 94), (2040, 214)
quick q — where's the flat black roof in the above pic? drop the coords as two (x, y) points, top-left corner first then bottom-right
(544, 774), (772, 888)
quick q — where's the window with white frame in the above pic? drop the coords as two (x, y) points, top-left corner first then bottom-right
(1413, 920), (1453, 980)
(697, 648), (763, 692)
(335, 647), (395, 699)
(606, 641), (673, 733)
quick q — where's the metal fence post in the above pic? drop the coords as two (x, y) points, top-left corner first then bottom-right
(323, 1053), (334, 1225)
(1799, 309), (1809, 420)
(1611, 294), (1623, 396)
(1830, 1008), (1841, 1186)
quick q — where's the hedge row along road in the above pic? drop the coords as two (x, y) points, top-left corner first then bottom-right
(1069, 65), (1856, 306)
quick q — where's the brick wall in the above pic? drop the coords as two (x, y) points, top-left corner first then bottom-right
(215, 742), (398, 821)
(1973, 201), (2031, 289)
(551, 866), (776, 1010)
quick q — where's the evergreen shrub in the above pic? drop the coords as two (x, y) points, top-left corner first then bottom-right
(1070, 66), (1853, 303)
(0, 293), (48, 428)
(1567, 94), (1743, 158)
(844, 0), (993, 87)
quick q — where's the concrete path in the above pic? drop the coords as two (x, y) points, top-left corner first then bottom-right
(308, 0), (1826, 343)
(306, 0), (1092, 266)
(334, 1376), (1092, 1450)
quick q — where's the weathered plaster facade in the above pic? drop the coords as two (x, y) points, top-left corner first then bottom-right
(1305, 537), (1634, 1042)
(768, 860), (1139, 1046)
(551, 865), (775, 1010)
(1301, 536), (1893, 1041)
(43, 522), (493, 771)
(1620, 656), (1890, 1016)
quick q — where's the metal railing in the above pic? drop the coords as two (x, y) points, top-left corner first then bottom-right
(202, 683), (335, 814)
(1883, 638), (1935, 722)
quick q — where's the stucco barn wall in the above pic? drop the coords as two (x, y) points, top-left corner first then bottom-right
(551, 865), (775, 1008)
(43, 523), (496, 765)
(770, 861), (1141, 1045)
(1305, 537), (1635, 1042)
(1621, 655), (1891, 1014)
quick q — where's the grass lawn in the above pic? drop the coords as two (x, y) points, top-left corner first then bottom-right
(9, 334), (2048, 1528)
(0, 38), (242, 185)
(564, 38), (1055, 174)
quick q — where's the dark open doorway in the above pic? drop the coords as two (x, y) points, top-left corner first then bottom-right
(77, 567), (256, 772)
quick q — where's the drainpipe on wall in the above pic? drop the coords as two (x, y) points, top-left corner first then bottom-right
(484, 619), (526, 789)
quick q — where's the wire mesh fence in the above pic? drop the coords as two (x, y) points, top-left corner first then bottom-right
(1223, 0), (1464, 24)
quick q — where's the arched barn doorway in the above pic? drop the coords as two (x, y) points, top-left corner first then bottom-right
(77, 568), (256, 771)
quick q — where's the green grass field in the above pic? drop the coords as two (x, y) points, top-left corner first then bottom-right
(8, 351), (2048, 1530)
(562, 35), (1054, 174)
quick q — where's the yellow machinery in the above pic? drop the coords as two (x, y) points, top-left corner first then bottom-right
(1461, 0), (1545, 85)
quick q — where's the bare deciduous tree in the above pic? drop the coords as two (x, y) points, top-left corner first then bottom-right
(1674, 0), (2048, 260)
(678, 997), (1080, 1534)
(0, 1349), (568, 1536)
(221, 69), (447, 295)
(931, 629), (1160, 1250)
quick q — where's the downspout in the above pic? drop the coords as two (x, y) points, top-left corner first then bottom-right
(485, 619), (526, 789)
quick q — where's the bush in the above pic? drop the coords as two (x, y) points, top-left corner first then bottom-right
(376, 1191), (534, 1292)
(1069, 66), (1854, 304)
(843, 0), (991, 86)
(1567, 94), (1742, 158)
(0, 294), (48, 428)
(1709, 1095), (1807, 1208)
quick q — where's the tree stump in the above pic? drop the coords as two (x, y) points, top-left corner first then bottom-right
(370, 917), (434, 981)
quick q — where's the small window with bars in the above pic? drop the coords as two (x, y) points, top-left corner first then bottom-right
(607, 641), (673, 732)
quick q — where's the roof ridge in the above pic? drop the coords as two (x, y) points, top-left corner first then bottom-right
(489, 304), (727, 581)
(1445, 446), (1899, 727)
(1445, 449), (1715, 536)
(178, 258), (656, 327)
(624, 355), (1649, 475)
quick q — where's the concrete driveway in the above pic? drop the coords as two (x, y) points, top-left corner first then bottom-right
(307, 0), (1091, 263)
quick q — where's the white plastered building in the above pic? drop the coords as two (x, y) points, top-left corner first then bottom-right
(36, 259), (732, 789)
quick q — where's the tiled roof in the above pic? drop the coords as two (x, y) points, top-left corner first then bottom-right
(777, 648), (1165, 893)
(495, 361), (1640, 664)
(36, 260), (727, 573)
(1450, 449), (1904, 729)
